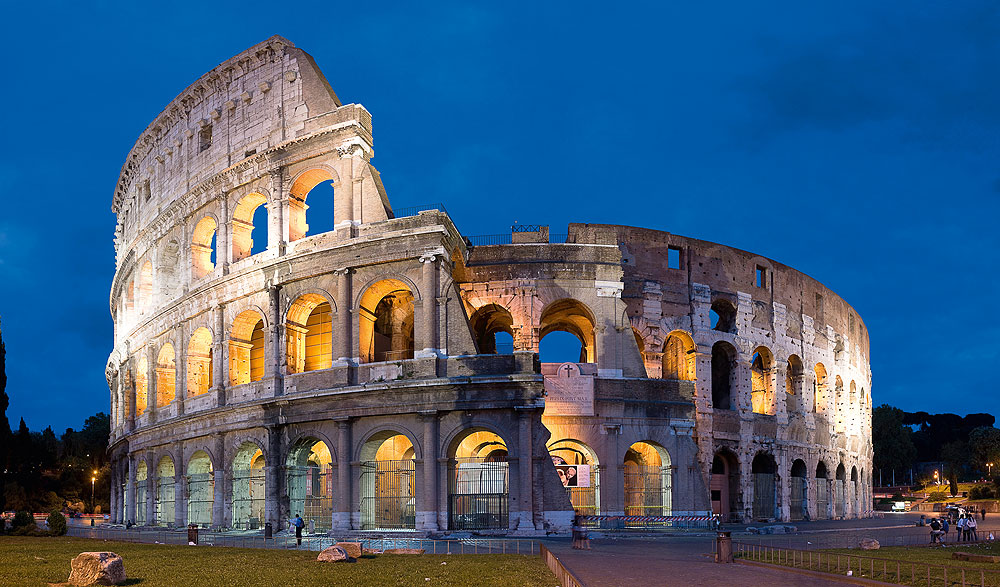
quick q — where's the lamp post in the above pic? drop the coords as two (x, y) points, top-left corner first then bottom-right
(989, 463), (994, 478)
(91, 470), (98, 513)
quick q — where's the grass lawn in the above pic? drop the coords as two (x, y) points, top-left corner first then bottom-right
(0, 536), (556, 586)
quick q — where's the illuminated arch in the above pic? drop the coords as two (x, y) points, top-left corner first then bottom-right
(624, 441), (672, 517)
(539, 298), (596, 363)
(447, 428), (510, 530)
(187, 451), (214, 527)
(359, 431), (417, 530)
(785, 354), (804, 413)
(232, 441), (266, 530)
(548, 438), (601, 516)
(231, 192), (269, 261)
(358, 279), (414, 364)
(286, 293), (333, 373)
(813, 363), (828, 413)
(469, 304), (515, 354)
(230, 310), (266, 385)
(286, 438), (334, 531)
(187, 328), (213, 396)
(662, 330), (695, 381)
(750, 346), (775, 415)
(288, 168), (339, 241)
(191, 216), (218, 279)
(155, 344), (176, 407)
(135, 354), (148, 416)
(154, 455), (175, 526)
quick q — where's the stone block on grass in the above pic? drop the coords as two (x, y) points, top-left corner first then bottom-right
(68, 552), (126, 586)
(317, 545), (355, 562)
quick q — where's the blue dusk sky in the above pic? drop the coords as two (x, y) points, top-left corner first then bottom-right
(0, 2), (997, 432)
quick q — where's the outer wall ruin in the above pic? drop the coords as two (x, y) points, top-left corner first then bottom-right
(106, 36), (872, 535)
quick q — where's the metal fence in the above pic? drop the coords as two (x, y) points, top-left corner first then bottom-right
(393, 203), (448, 218)
(67, 525), (540, 555)
(734, 540), (1000, 586)
(540, 544), (586, 587)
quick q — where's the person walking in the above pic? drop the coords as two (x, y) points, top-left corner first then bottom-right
(293, 514), (305, 546)
(982, 507), (987, 521)
(969, 514), (979, 541)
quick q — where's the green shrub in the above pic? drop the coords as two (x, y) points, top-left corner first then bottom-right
(11, 511), (34, 530)
(927, 490), (949, 502)
(46, 512), (67, 536)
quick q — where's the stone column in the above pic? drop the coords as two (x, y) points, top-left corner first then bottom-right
(334, 419), (352, 530)
(417, 253), (440, 358)
(269, 168), (286, 254)
(174, 442), (186, 527)
(145, 450), (156, 526)
(265, 426), (283, 531)
(333, 268), (353, 364)
(514, 407), (537, 530)
(174, 324), (187, 414)
(218, 194), (230, 275)
(213, 434), (226, 529)
(335, 148), (356, 227)
(419, 411), (439, 531)
(778, 450), (790, 522)
(269, 285), (284, 396)
(146, 345), (158, 423)
(125, 356), (136, 432)
(126, 454), (136, 525)
(212, 304), (226, 406)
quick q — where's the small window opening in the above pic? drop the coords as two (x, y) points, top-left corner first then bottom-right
(244, 149), (257, 159)
(667, 246), (682, 270)
(755, 266), (767, 289)
(849, 312), (856, 338)
(199, 125), (213, 152)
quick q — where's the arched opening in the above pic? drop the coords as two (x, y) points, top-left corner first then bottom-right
(232, 442), (265, 530)
(231, 192), (269, 261)
(158, 239), (181, 301)
(286, 294), (333, 374)
(751, 452), (777, 520)
(359, 433), (416, 530)
(624, 441), (672, 523)
(135, 354), (148, 416)
(539, 299), (596, 363)
(790, 459), (808, 521)
(448, 429), (509, 530)
(711, 450), (739, 522)
(286, 438), (334, 532)
(154, 456), (175, 526)
(710, 299), (737, 333)
(289, 169), (336, 241)
(187, 451), (214, 528)
(785, 355), (803, 414)
(548, 439), (601, 517)
(192, 216), (218, 279)
(850, 380), (857, 406)
(468, 304), (515, 354)
(230, 311), (266, 385)
(834, 376), (845, 432)
(662, 331), (695, 381)
(155, 344), (176, 408)
(135, 461), (148, 525)
(359, 280), (414, 364)
(750, 347), (774, 415)
(711, 342), (736, 410)
(187, 328), (213, 397)
(851, 466), (859, 516)
(815, 461), (830, 519)
(835, 463), (846, 518)
(125, 279), (135, 325)
(813, 363), (828, 413)
(138, 260), (153, 313)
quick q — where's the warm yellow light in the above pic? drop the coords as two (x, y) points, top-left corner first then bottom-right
(93, 470), (99, 476)
(91, 477), (96, 482)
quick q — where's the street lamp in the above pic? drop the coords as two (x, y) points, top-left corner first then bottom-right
(934, 470), (939, 485)
(91, 471), (98, 514)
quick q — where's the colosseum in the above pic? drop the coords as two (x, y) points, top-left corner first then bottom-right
(105, 36), (873, 536)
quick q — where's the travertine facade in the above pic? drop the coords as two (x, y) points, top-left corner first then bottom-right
(106, 37), (872, 535)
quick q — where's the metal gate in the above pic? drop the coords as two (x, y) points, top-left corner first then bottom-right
(624, 465), (671, 526)
(287, 465), (334, 530)
(135, 481), (147, 525)
(816, 481), (829, 519)
(835, 480), (845, 518)
(360, 459), (416, 530)
(752, 473), (775, 520)
(232, 467), (265, 530)
(448, 458), (509, 530)
(790, 477), (806, 521)
(570, 465), (601, 517)
(155, 477), (175, 526)
(186, 473), (214, 527)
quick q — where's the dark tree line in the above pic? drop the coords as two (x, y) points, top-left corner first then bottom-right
(874, 403), (1000, 489)
(0, 319), (111, 514)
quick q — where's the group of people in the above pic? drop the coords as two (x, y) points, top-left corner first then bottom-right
(929, 507), (988, 543)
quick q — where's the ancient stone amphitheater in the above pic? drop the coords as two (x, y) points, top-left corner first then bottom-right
(106, 36), (872, 535)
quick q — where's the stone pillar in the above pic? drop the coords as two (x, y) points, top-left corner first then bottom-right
(145, 450), (155, 526)
(514, 407), (537, 530)
(335, 149), (356, 227)
(218, 194), (230, 275)
(265, 426), (283, 531)
(213, 434), (226, 529)
(334, 419), (352, 530)
(419, 411), (439, 531)
(212, 304), (226, 406)
(778, 450), (790, 522)
(269, 168), (286, 254)
(126, 454), (136, 525)
(125, 357), (136, 432)
(333, 268), (353, 364)
(146, 345), (158, 423)
(174, 324), (187, 416)
(269, 285), (284, 396)
(417, 253), (440, 358)
(174, 442), (186, 527)
(109, 464), (118, 523)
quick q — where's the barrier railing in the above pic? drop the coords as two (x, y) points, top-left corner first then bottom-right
(734, 540), (1000, 586)
(67, 525), (539, 555)
(579, 514), (718, 530)
(539, 544), (586, 587)
(393, 203), (448, 218)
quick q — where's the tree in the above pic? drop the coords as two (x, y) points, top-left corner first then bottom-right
(0, 317), (8, 512)
(872, 404), (917, 482)
(969, 427), (1000, 472)
(941, 440), (967, 495)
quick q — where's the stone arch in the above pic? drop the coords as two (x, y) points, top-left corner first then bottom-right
(135, 353), (149, 416)
(155, 343), (176, 407)
(750, 346), (775, 415)
(790, 458), (808, 521)
(288, 166), (341, 242)
(835, 462), (847, 518)
(231, 191), (270, 261)
(751, 451), (777, 520)
(187, 327), (213, 396)
(232, 440), (266, 530)
(286, 436), (335, 531)
(710, 298), (737, 333)
(468, 304), (515, 354)
(191, 215), (218, 279)
(186, 450), (214, 527)
(158, 237), (182, 301)
(138, 260), (153, 313)
(711, 448), (740, 521)
(358, 428), (419, 530)
(814, 363), (829, 413)
(815, 460), (830, 519)
(446, 427), (511, 530)
(662, 330), (695, 381)
(539, 298), (596, 363)
(285, 292), (334, 374)
(135, 459), (149, 525)
(785, 354), (804, 414)
(154, 455), (176, 526)
(624, 440), (672, 517)
(850, 380), (857, 406)
(358, 278), (415, 364)
(711, 341), (737, 410)
(230, 309), (267, 385)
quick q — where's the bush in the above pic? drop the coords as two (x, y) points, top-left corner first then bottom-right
(11, 511), (34, 530)
(46, 512), (66, 536)
(927, 490), (949, 502)
(970, 485), (996, 500)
